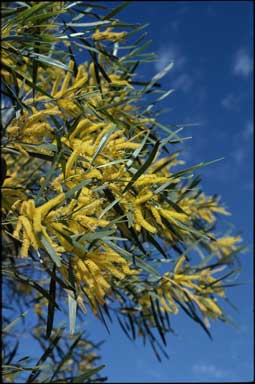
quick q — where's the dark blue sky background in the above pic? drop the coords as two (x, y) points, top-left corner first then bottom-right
(12, 1), (253, 382)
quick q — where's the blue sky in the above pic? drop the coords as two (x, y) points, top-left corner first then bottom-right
(6, 1), (253, 383)
(82, 1), (253, 382)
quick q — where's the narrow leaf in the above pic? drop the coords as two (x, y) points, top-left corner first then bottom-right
(68, 293), (77, 335)
(122, 140), (160, 193)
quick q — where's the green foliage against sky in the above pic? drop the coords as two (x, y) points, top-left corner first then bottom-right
(1, 2), (245, 382)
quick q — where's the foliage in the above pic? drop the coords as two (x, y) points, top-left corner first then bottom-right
(1, 1), (245, 382)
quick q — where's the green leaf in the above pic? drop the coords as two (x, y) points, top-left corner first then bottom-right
(29, 52), (71, 71)
(65, 20), (111, 27)
(91, 125), (117, 165)
(46, 267), (56, 339)
(103, 239), (160, 277)
(125, 130), (150, 169)
(98, 197), (121, 219)
(49, 333), (84, 382)
(120, 40), (152, 62)
(26, 327), (65, 383)
(146, 88), (174, 112)
(142, 62), (174, 94)
(103, 1), (131, 20)
(3, 311), (28, 333)
(122, 140), (160, 193)
(68, 292), (77, 335)
(37, 150), (63, 201)
(1, 62), (53, 99)
(169, 157), (225, 180)
(65, 179), (92, 200)
(70, 364), (106, 383)
(73, 228), (115, 242)
(117, 314), (132, 340)
(40, 235), (61, 267)
(149, 295), (166, 346)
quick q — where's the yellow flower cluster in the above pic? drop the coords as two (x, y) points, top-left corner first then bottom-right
(210, 235), (242, 258)
(6, 108), (58, 144)
(2, 46), (242, 323)
(92, 27), (127, 42)
(67, 248), (138, 313)
(138, 255), (225, 328)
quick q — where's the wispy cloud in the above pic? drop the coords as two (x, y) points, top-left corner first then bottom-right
(229, 120), (253, 170)
(154, 44), (197, 95)
(233, 49), (253, 78)
(192, 362), (231, 379)
(172, 73), (193, 93)
(155, 44), (186, 73)
(231, 147), (245, 165)
(221, 93), (240, 111)
(243, 120), (253, 140)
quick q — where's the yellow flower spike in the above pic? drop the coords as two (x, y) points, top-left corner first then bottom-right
(102, 168), (123, 182)
(75, 270), (82, 282)
(33, 193), (65, 234)
(25, 108), (60, 126)
(200, 297), (222, 318)
(92, 28), (127, 42)
(20, 216), (39, 250)
(69, 73), (88, 91)
(115, 142), (141, 150)
(11, 143), (29, 157)
(10, 199), (23, 213)
(83, 260), (110, 292)
(89, 62), (97, 85)
(134, 175), (169, 187)
(150, 206), (164, 226)
(82, 122), (105, 136)
(26, 199), (35, 219)
(77, 258), (89, 274)
(39, 193), (65, 219)
(33, 209), (42, 233)
(159, 295), (173, 313)
(174, 255), (186, 274)
(134, 206), (157, 233)
(122, 264), (139, 276)
(164, 292), (179, 314)
(135, 192), (154, 205)
(93, 124), (113, 148)
(51, 71), (63, 96)
(160, 208), (188, 223)
(85, 169), (102, 180)
(104, 264), (125, 280)
(108, 130), (124, 142)
(210, 235), (242, 257)
(59, 60), (74, 96)
(69, 119), (90, 140)
(75, 64), (85, 82)
(108, 74), (132, 88)
(6, 125), (19, 136)
(210, 206), (231, 215)
(65, 147), (82, 178)
(20, 235), (30, 258)
(13, 218), (22, 239)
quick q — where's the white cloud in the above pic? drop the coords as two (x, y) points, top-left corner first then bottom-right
(170, 19), (181, 32)
(155, 44), (186, 73)
(243, 120), (253, 140)
(233, 49), (253, 77)
(232, 148), (245, 165)
(192, 362), (230, 379)
(221, 93), (240, 111)
(172, 73), (193, 93)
